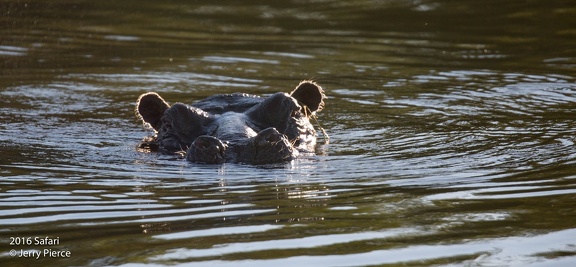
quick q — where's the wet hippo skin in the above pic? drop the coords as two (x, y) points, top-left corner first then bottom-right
(135, 80), (325, 164)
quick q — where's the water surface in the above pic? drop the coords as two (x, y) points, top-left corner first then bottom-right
(1, 0), (576, 266)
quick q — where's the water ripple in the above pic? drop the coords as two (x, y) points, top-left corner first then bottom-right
(152, 228), (421, 260)
(119, 229), (576, 267)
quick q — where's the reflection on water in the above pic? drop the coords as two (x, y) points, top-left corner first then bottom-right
(1, 0), (576, 266)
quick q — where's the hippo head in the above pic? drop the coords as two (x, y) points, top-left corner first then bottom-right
(135, 81), (325, 164)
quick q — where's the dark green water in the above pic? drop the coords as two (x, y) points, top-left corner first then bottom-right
(1, 1), (576, 266)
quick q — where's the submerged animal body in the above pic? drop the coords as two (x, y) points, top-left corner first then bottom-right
(135, 81), (326, 164)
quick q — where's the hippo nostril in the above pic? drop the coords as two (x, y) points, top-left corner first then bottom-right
(188, 136), (227, 164)
(265, 132), (280, 143)
(194, 139), (210, 149)
(255, 128), (287, 147)
(193, 136), (227, 152)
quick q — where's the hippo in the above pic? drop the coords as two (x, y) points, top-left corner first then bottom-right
(135, 80), (326, 164)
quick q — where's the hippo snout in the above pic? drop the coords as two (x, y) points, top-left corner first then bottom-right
(186, 128), (297, 164)
(187, 136), (227, 164)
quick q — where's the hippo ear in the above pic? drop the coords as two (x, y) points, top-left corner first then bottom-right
(136, 92), (170, 131)
(290, 80), (325, 115)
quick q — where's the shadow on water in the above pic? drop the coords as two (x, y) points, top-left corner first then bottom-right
(1, 0), (576, 266)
